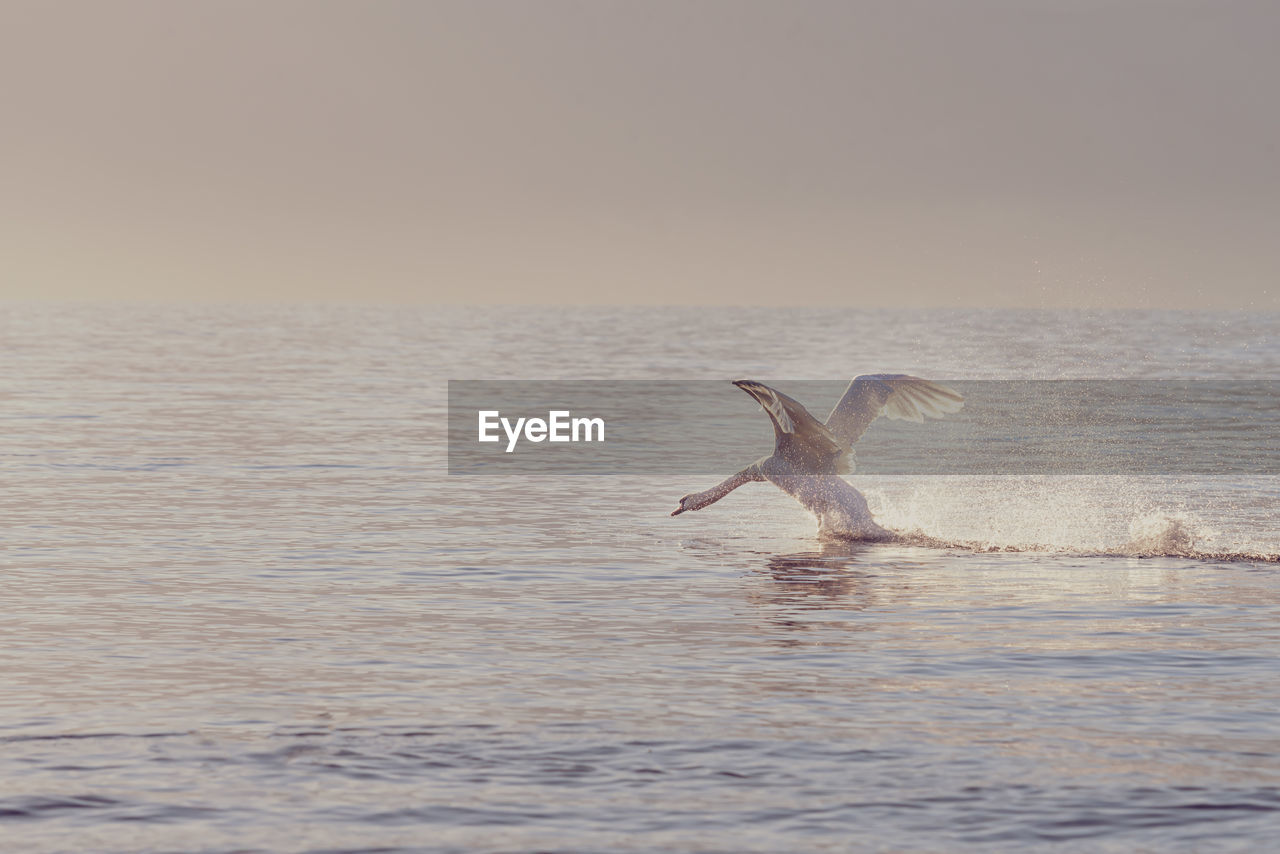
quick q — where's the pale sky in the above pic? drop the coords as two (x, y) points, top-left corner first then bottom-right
(1, 0), (1276, 308)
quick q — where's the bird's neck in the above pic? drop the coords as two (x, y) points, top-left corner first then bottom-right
(689, 469), (754, 510)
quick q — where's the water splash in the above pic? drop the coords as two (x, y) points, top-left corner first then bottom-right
(858, 476), (1280, 562)
(1123, 511), (1205, 557)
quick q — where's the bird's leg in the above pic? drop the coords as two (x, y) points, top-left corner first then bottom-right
(671, 466), (763, 516)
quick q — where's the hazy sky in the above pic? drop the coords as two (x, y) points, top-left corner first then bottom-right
(2, 0), (1276, 307)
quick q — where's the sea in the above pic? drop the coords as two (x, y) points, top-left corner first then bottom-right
(2, 303), (1278, 852)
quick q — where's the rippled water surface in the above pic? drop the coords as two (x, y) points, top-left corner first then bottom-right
(2, 305), (1279, 852)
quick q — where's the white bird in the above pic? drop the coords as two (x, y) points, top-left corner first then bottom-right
(671, 375), (963, 540)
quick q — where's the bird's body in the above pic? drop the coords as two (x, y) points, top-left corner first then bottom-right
(762, 467), (893, 541)
(671, 375), (962, 540)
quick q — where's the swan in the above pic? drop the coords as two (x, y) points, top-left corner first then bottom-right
(670, 375), (963, 540)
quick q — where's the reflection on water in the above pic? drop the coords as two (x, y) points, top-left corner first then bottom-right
(752, 543), (888, 619)
(2, 304), (1279, 852)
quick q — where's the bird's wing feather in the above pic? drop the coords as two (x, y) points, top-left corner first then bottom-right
(733, 379), (845, 461)
(825, 374), (963, 447)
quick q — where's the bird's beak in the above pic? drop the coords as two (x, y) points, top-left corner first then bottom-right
(670, 505), (686, 516)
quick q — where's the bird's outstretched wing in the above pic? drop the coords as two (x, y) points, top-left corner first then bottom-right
(733, 379), (847, 471)
(825, 374), (964, 447)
